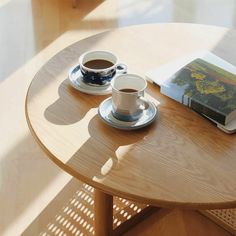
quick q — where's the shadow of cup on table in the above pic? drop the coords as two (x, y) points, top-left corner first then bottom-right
(44, 75), (157, 182)
(44, 78), (106, 125)
(67, 114), (155, 181)
(44, 49), (127, 125)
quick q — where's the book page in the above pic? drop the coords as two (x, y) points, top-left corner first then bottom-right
(146, 51), (236, 86)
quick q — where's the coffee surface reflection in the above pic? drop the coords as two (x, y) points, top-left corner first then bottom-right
(84, 59), (114, 69)
(119, 88), (138, 93)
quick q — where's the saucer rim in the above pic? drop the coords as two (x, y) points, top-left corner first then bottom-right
(68, 64), (112, 95)
(98, 97), (158, 130)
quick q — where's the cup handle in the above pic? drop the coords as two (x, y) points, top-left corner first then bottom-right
(138, 96), (149, 110)
(116, 63), (127, 74)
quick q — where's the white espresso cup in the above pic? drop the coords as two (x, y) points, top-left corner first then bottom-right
(111, 74), (149, 122)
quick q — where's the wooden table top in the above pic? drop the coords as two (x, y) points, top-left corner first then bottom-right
(26, 23), (236, 210)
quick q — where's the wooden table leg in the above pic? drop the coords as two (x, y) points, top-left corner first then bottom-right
(94, 189), (113, 236)
(113, 206), (159, 236)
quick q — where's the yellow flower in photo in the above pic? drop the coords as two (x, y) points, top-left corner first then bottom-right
(196, 80), (225, 94)
(191, 72), (206, 80)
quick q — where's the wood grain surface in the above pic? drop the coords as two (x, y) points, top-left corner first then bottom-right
(26, 23), (236, 210)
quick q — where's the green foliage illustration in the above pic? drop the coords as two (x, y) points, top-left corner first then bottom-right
(171, 58), (236, 115)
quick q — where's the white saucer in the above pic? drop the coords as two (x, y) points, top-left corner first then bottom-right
(98, 97), (158, 130)
(68, 64), (112, 95)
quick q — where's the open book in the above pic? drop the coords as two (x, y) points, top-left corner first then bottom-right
(146, 51), (236, 134)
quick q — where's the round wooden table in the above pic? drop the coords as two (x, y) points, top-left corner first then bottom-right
(25, 23), (236, 235)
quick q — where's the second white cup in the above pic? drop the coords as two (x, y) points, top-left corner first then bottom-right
(111, 74), (149, 122)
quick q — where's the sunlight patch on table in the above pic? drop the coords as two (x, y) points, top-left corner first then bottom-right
(115, 144), (134, 161)
(101, 158), (114, 176)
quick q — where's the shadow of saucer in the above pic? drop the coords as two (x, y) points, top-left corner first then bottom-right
(66, 114), (154, 181)
(88, 114), (156, 182)
(44, 79), (107, 125)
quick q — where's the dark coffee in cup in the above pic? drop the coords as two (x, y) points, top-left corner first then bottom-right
(119, 88), (138, 93)
(84, 59), (114, 69)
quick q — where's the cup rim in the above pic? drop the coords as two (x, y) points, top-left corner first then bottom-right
(79, 50), (118, 72)
(111, 73), (147, 93)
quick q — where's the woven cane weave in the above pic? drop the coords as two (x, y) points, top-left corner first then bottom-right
(200, 209), (236, 235)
